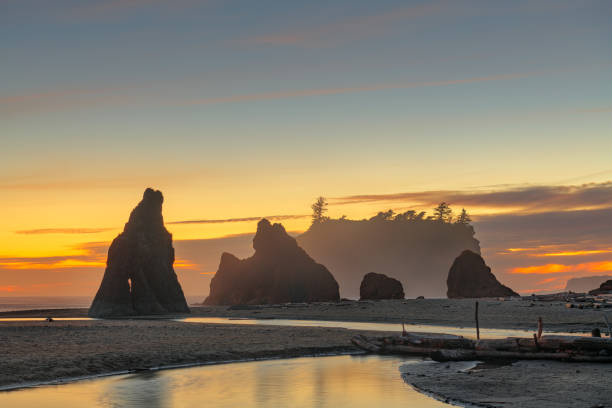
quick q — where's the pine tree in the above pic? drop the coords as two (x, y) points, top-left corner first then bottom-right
(311, 196), (328, 224)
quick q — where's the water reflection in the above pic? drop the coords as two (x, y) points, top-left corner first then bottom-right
(0, 355), (450, 407)
(181, 317), (588, 338)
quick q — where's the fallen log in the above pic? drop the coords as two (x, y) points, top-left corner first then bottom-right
(430, 349), (612, 363)
(351, 333), (612, 363)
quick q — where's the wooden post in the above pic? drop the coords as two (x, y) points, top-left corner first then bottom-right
(402, 322), (407, 336)
(604, 313), (611, 338)
(475, 301), (480, 340)
(537, 317), (543, 339)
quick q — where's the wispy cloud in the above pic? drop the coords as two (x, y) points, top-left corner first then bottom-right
(176, 72), (544, 107)
(15, 228), (112, 235)
(335, 181), (612, 214)
(242, 2), (450, 47)
(1, 70), (553, 116)
(169, 214), (309, 225)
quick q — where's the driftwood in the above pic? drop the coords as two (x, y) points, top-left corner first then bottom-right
(351, 332), (612, 363)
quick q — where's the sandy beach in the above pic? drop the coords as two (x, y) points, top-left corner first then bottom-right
(3, 298), (608, 333)
(0, 319), (388, 389)
(2, 299), (611, 407)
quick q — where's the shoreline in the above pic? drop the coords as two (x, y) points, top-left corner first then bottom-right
(0, 319), (388, 390)
(0, 349), (363, 393)
(1, 298), (608, 333)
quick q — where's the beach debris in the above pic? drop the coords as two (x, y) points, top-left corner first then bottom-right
(351, 333), (612, 363)
(88, 188), (190, 317)
(475, 301), (480, 340)
(45, 317), (54, 322)
(447, 250), (519, 299)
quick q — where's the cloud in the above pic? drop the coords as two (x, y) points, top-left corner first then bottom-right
(15, 228), (112, 235)
(168, 214), (309, 225)
(176, 72), (544, 107)
(335, 181), (612, 214)
(242, 2), (449, 47)
(511, 261), (612, 275)
(2, 70), (554, 116)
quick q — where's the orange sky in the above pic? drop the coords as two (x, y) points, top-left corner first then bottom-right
(1, 181), (612, 298)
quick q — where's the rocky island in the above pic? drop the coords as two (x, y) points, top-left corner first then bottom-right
(204, 219), (340, 305)
(88, 188), (190, 317)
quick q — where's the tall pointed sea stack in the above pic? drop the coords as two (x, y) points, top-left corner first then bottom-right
(204, 219), (340, 305)
(447, 250), (519, 299)
(89, 188), (190, 317)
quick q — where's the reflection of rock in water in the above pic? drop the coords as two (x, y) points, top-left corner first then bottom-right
(89, 188), (190, 317)
(204, 219), (340, 305)
(447, 250), (519, 298)
(99, 371), (169, 408)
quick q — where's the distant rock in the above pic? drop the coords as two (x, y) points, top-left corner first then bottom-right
(89, 188), (190, 317)
(204, 219), (340, 305)
(359, 272), (404, 300)
(447, 250), (519, 299)
(566, 275), (612, 293)
(589, 280), (612, 295)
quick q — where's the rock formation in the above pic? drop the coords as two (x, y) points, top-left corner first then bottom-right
(298, 217), (481, 298)
(204, 219), (340, 305)
(89, 188), (190, 317)
(447, 250), (519, 299)
(566, 275), (612, 293)
(589, 280), (612, 295)
(359, 272), (404, 300)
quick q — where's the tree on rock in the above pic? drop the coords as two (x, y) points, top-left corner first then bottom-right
(311, 196), (328, 224)
(433, 202), (452, 222)
(455, 208), (472, 225)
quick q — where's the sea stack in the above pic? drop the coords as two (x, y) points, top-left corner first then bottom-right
(589, 280), (612, 295)
(204, 219), (340, 305)
(447, 250), (519, 299)
(88, 188), (190, 317)
(359, 272), (404, 300)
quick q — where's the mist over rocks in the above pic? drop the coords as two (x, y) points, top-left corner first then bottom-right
(447, 250), (519, 299)
(204, 219), (340, 305)
(566, 276), (612, 293)
(359, 272), (404, 300)
(297, 217), (480, 298)
(88, 188), (190, 317)
(589, 280), (612, 295)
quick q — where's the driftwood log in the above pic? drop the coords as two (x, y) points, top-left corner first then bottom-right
(351, 333), (612, 363)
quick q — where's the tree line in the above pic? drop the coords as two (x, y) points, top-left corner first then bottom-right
(311, 197), (471, 226)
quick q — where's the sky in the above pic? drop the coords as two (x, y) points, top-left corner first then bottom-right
(1, 0), (611, 298)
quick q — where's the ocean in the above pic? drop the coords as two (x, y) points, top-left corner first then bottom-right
(0, 296), (204, 312)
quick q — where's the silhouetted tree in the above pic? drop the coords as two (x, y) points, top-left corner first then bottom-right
(415, 211), (426, 220)
(394, 210), (417, 221)
(370, 209), (395, 221)
(433, 202), (452, 222)
(455, 208), (472, 225)
(311, 197), (328, 224)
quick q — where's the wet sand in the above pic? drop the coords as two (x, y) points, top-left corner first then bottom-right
(0, 320), (385, 389)
(402, 360), (612, 408)
(2, 298), (606, 333)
